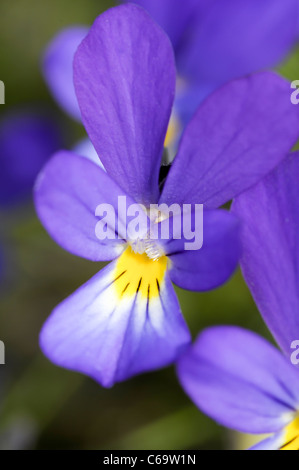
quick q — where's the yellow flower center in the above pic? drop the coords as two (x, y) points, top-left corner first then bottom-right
(113, 246), (167, 300)
(281, 415), (299, 450)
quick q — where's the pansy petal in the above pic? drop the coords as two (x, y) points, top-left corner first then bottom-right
(177, 326), (299, 434)
(0, 109), (62, 206)
(120, 0), (199, 52)
(160, 72), (299, 208)
(74, 4), (176, 204)
(232, 152), (299, 355)
(250, 432), (285, 451)
(34, 150), (140, 262)
(174, 82), (216, 127)
(178, 0), (298, 86)
(73, 137), (105, 169)
(40, 253), (190, 387)
(156, 208), (240, 291)
(43, 26), (88, 121)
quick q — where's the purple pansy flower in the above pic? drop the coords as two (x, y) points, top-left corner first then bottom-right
(35, 5), (299, 388)
(178, 326), (299, 450)
(0, 108), (62, 206)
(43, 27), (88, 122)
(43, 0), (298, 136)
(177, 153), (299, 450)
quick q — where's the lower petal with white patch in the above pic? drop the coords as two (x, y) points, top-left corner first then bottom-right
(279, 415), (299, 450)
(251, 416), (299, 451)
(40, 248), (190, 387)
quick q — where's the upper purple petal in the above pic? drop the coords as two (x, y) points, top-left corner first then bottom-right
(120, 0), (200, 53)
(0, 109), (62, 206)
(177, 0), (298, 87)
(177, 326), (299, 434)
(73, 4), (176, 204)
(34, 150), (135, 262)
(122, 0), (298, 122)
(43, 26), (88, 121)
(40, 260), (191, 387)
(160, 72), (299, 208)
(232, 152), (299, 356)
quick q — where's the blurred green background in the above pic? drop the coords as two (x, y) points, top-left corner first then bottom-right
(0, 0), (298, 450)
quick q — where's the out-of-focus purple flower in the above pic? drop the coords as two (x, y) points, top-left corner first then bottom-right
(42, 27), (98, 162)
(0, 109), (62, 206)
(177, 153), (299, 450)
(43, 0), (299, 131)
(34, 5), (299, 387)
(124, 0), (299, 124)
(43, 27), (88, 122)
(177, 326), (299, 450)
